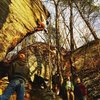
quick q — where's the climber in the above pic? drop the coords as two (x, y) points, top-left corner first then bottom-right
(35, 15), (49, 33)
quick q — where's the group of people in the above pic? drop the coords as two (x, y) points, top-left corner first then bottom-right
(0, 52), (88, 100)
(52, 73), (88, 100)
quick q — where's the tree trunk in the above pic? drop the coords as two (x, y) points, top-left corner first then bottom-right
(69, 0), (75, 82)
(74, 1), (98, 40)
(69, 0), (74, 51)
(53, 1), (60, 74)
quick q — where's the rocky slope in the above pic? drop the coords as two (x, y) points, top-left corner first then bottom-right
(72, 39), (100, 99)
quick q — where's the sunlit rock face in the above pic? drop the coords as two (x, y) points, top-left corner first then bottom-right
(0, 0), (49, 61)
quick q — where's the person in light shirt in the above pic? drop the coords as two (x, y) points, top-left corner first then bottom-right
(66, 76), (74, 100)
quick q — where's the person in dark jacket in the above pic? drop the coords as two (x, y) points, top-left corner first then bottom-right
(32, 70), (47, 89)
(0, 53), (30, 100)
(74, 77), (87, 100)
(59, 79), (67, 100)
(52, 72), (61, 95)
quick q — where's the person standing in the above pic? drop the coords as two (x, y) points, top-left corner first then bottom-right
(59, 79), (67, 100)
(66, 76), (74, 100)
(32, 70), (47, 89)
(52, 72), (61, 95)
(0, 53), (30, 100)
(74, 77), (87, 100)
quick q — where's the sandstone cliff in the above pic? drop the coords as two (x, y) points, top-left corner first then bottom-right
(0, 0), (49, 61)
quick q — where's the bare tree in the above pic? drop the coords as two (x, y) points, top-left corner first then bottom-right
(69, 0), (74, 51)
(73, 0), (98, 40)
(52, 0), (61, 74)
